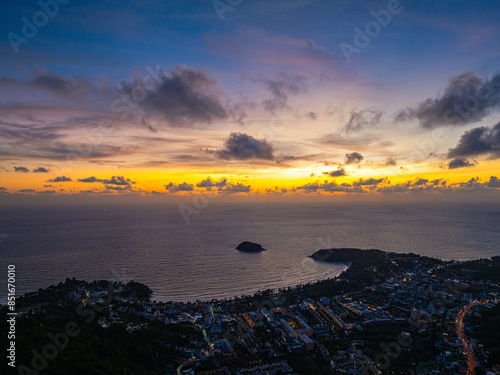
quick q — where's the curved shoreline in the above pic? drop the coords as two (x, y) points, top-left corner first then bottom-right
(153, 262), (350, 303)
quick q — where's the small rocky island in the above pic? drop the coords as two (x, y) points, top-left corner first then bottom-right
(236, 241), (265, 252)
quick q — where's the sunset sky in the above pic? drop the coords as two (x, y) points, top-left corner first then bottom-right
(1, 0), (500, 201)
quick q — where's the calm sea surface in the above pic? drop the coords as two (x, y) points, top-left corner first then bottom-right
(1, 202), (499, 302)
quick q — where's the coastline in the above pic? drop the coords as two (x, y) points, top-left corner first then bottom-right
(1, 261), (351, 305)
(153, 262), (350, 303)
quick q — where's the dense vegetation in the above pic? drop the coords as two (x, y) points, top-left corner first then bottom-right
(309, 248), (389, 271)
(472, 303), (500, 367)
(2, 279), (199, 375)
(450, 256), (500, 282)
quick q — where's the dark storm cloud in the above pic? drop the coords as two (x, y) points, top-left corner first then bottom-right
(324, 167), (347, 177)
(395, 72), (500, 128)
(212, 132), (274, 160)
(448, 158), (475, 169)
(78, 176), (135, 187)
(255, 73), (308, 113)
(32, 167), (50, 173)
(344, 152), (364, 164)
(448, 121), (500, 158)
(164, 182), (195, 193)
(13, 166), (29, 172)
(126, 66), (229, 127)
(47, 176), (73, 182)
(342, 108), (383, 133)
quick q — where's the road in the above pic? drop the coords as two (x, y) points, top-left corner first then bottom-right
(455, 299), (498, 375)
(456, 302), (479, 375)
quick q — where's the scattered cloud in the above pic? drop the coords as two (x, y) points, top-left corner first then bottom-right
(32, 167), (49, 173)
(395, 72), (500, 128)
(487, 176), (500, 188)
(292, 176), (500, 194)
(196, 177), (227, 189)
(127, 65), (229, 127)
(165, 178), (251, 194)
(413, 178), (429, 186)
(324, 167), (347, 177)
(255, 73), (308, 113)
(352, 178), (388, 186)
(297, 180), (364, 193)
(164, 182), (195, 193)
(13, 166), (29, 172)
(342, 108), (383, 133)
(37, 190), (57, 194)
(18, 189), (35, 193)
(211, 132), (274, 160)
(448, 158), (475, 169)
(47, 176), (73, 182)
(219, 182), (251, 193)
(344, 152), (364, 164)
(30, 69), (92, 100)
(78, 175), (136, 188)
(448, 121), (500, 158)
(385, 157), (397, 166)
(305, 111), (317, 120)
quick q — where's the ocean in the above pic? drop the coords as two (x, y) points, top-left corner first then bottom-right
(1, 201), (499, 302)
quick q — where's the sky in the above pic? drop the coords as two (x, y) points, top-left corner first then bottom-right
(1, 0), (500, 202)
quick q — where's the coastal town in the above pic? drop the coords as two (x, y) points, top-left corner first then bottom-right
(4, 249), (500, 375)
